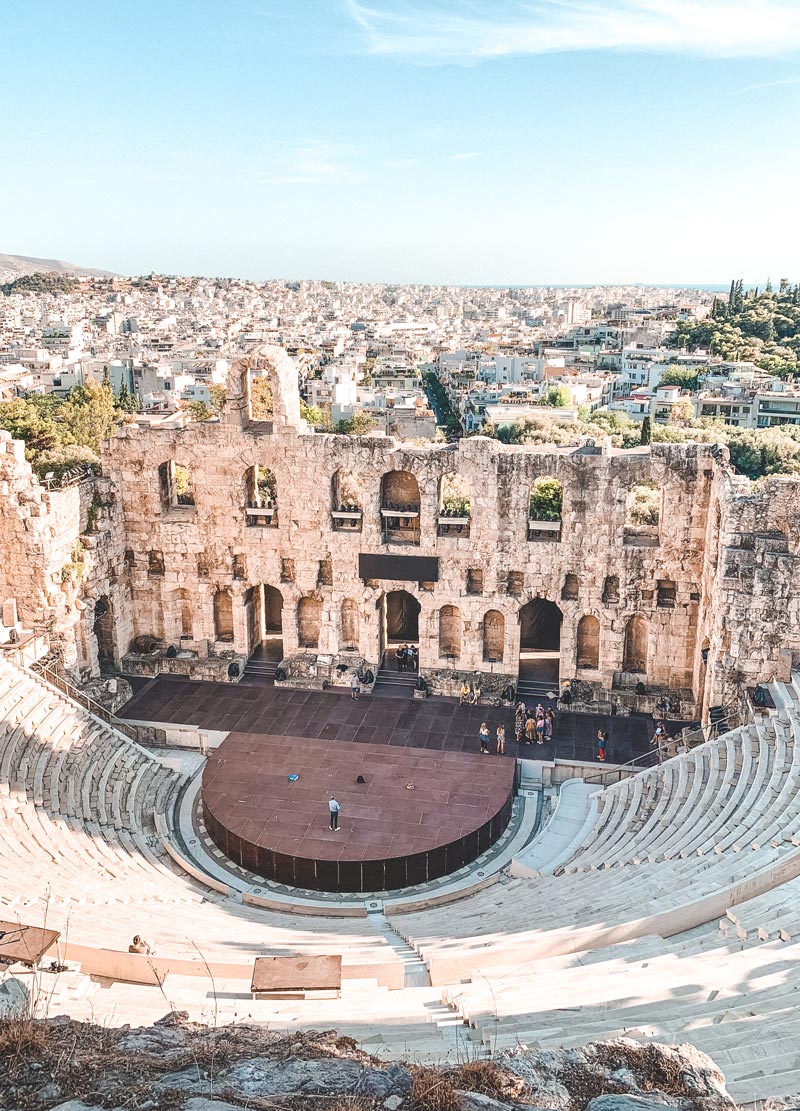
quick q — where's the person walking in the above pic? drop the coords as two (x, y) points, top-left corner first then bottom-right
(544, 708), (554, 742)
(496, 724), (506, 755)
(328, 796), (341, 830)
(350, 672), (360, 701)
(596, 730), (608, 762)
(479, 722), (491, 754)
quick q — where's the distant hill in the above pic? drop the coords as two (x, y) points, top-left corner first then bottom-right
(0, 252), (115, 283)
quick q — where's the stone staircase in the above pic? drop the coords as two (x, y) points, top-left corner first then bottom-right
(515, 677), (557, 701)
(373, 667), (418, 697)
(243, 658), (278, 682)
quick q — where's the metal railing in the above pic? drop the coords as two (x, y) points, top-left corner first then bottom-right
(31, 660), (137, 741)
(584, 709), (742, 787)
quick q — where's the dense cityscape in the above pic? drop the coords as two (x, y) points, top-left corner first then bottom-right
(3, 265), (800, 484)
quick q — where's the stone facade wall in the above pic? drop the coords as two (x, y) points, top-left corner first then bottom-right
(2, 347), (798, 721)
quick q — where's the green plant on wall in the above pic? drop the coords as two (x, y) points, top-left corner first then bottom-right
(529, 477), (563, 521)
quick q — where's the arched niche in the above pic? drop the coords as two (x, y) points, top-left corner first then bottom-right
(341, 598), (359, 651)
(623, 614), (648, 673)
(297, 596), (322, 649)
(438, 605), (462, 659)
(483, 610), (505, 663)
(576, 614), (600, 669)
(214, 589), (234, 642)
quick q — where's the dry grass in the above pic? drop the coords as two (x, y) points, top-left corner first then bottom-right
(411, 1065), (461, 1111)
(588, 1040), (692, 1096)
(452, 1059), (521, 1099)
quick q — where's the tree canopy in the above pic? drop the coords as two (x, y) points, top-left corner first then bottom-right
(673, 279), (800, 378)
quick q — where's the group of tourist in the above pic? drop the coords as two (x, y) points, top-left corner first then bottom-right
(515, 701), (556, 745)
(459, 681), (482, 706)
(395, 644), (417, 671)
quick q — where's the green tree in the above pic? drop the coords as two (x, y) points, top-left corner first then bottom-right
(529, 477), (563, 520)
(658, 366), (701, 391)
(640, 415), (652, 445)
(543, 385), (571, 407)
(250, 376), (274, 419)
(62, 379), (118, 452)
(117, 380), (139, 413)
(335, 410), (378, 435)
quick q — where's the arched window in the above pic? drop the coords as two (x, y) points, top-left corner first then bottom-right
(624, 482), (661, 547)
(158, 461), (195, 509)
(438, 605), (462, 659)
(576, 615), (600, 669)
(214, 589), (234, 642)
(331, 468), (363, 531)
(341, 599), (359, 651)
(483, 610), (505, 663)
(623, 614), (648, 673)
(381, 470), (421, 545)
(528, 477), (562, 542)
(297, 596), (322, 649)
(438, 473), (471, 537)
(245, 464), (277, 527)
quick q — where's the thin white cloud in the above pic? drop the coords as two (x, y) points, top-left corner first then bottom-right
(450, 151), (483, 160)
(257, 141), (368, 185)
(343, 0), (800, 60)
(384, 157), (419, 168)
(739, 74), (800, 91)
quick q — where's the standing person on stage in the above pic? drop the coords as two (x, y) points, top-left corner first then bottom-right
(496, 724), (506, 755)
(514, 702), (525, 744)
(350, 672), (360, 701)
(525, 714), (536, 744)
(479, 722), (491, 754)
(328, 796), (341, 830)
(535, 710), (545, 745)
(596, 730), (608, 762)
(545, 707), (555, 742)
(396, 644), (406, 671)
(407, 644), (417, 670)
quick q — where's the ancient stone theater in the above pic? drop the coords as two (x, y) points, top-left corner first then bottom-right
(6, 348), (800, 1099)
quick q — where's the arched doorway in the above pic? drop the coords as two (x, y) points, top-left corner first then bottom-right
(245, 584), (284, 661)
(93, 596), (115, 670)
(518, 598), (562, 686)
(383, 590), (421, 667)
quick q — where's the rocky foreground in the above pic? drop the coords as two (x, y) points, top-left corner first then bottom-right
(0, 1012), (741, 1111)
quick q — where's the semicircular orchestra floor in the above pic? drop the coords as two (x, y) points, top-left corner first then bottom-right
(201, 732), (515, 893)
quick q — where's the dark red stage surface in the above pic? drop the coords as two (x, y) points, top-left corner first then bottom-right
(202, 732), (516, 893)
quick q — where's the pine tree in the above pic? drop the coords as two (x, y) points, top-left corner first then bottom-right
(728, 280), (736, 310)
(102, 365), (112, 391)
(640, 415), (652, 445)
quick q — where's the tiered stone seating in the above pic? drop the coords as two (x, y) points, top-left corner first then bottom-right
(9, 653), (800, 1091)
(0, 658), (406, 989)
(389, 715), (800, 984)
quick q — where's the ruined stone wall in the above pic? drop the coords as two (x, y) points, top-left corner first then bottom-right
(4, 347), (798, 719)
(703, 473), (800, 713)
(96, 349), (720, 714)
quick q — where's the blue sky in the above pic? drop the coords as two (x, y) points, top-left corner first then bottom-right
(3, 1), (800, 284)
